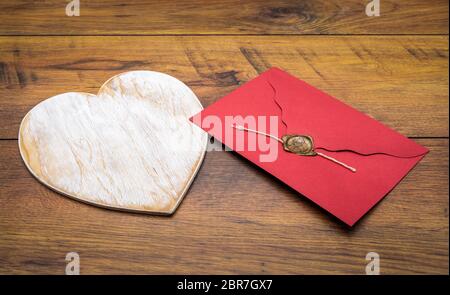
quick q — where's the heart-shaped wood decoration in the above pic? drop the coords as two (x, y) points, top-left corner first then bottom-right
(19, 71), (207, 214)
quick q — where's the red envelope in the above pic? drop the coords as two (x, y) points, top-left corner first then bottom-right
(190, 67), (428, 226)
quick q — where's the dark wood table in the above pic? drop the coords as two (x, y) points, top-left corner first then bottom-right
(0, 0), (448, 274)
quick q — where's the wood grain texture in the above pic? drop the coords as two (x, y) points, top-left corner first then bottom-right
(0, 0), (447, 275)
(0, 36), (448, 139)
(19, 71), (207, 214)
(0, 0), (448, 35)
(0, 139), (447, 274)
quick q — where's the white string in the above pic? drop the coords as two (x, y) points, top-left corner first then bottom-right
(233, 124), (283, 143)
(316, 152), (356, 173)
(232, 124), (357, 173)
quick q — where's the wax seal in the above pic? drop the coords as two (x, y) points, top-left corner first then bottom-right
(281, 135), (317, 156)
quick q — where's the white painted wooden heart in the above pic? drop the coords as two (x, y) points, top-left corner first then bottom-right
(19, 71), (207, 214)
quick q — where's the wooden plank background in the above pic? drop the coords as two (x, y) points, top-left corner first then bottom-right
(0, 0), (448, 274)
(0, 36), (448, 139)
(0, 0), (448, 35)
(0, 139), (448, 274)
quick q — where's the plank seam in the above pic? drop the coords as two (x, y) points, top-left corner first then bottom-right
(0, 34), (448, 37)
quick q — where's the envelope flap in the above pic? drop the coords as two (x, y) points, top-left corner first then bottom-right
(265, 68), (428, 158)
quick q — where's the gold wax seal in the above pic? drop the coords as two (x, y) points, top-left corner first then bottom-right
(281, 135), (317, 156)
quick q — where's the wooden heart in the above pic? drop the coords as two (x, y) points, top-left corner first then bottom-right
(19, 71), (207, 214)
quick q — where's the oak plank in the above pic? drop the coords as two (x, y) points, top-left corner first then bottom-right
(0, 139), (448, 274)
(0, 36), (448, 139)
(0, 0), (448, 35)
